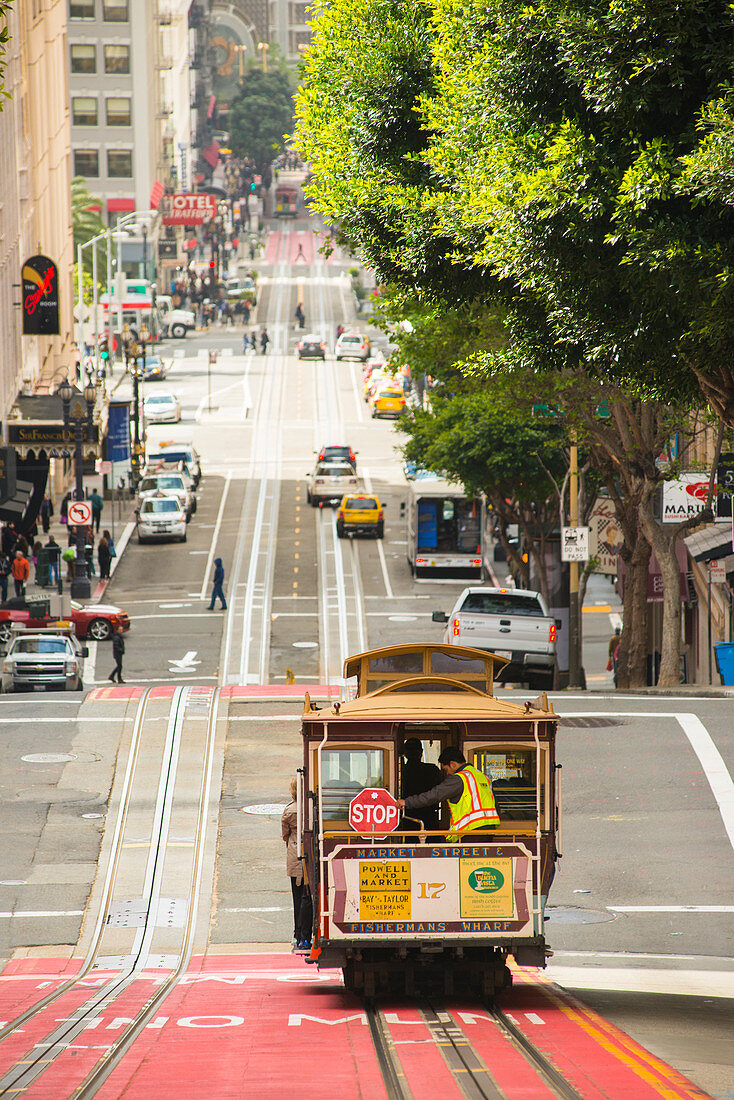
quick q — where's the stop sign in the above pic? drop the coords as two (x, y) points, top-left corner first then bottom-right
(348, 788), (400, 838)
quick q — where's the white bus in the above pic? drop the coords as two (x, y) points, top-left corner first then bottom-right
(405, 477), (485, 578)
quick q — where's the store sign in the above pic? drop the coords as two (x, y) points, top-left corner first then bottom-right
(588, 498), (624, 574)
(21, 254), (59, 335)
(709, 559), (727, 584)
(7, 424), (99, 445)
(662, 473), (710, 523)
(160, 193), (217, 225)
(716, 452), (734, 520)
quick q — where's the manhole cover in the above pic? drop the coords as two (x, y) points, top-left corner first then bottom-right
(545, 906), (616, 925)
(22, 753), (77, 764)
(240, 803), (288, 816)
(559, 718), (623, 729)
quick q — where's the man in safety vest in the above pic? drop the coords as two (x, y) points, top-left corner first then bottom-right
(397, 747), (499, 841)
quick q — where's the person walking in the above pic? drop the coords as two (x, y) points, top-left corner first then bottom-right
(607, 625), (621, 687)
(45, 535), (60, 588)
(90, 489), (103, 534)
(108, 624), (125, 683)
(259, 328), (269, 355)
(97, 533), (111, 580)
(282, 778), (312, 950)
(0, 551), (10, 604)
(207, 557), (226, 610)
(295, 303), (305, 329)
(32, 540), (43, 586)
(39, 494), (53, 534)
(11, 550), (30, 598)
(60, 492), (70, 528)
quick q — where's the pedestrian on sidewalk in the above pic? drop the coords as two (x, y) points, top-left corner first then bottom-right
(207, 557), (227, 610)
(295, 303), (305, 329)
(260, 328), (269, 355)
(11, 550), (29, 598)
(46, 535), (60, 588)
(90, 489), (103, 534)
(40, 494), (53, 534)
(98, 532), (111, 580)
(60, 492), (70, 527)
(0, 551), (10, 604)
(32, 540), (43, 585)
(108, 624), (125, 683)
(282, 778), (312, 950)
(1, 523), (15, 556)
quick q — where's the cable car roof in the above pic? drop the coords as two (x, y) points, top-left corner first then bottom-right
(343, 642), (509, 697)
(304, 683), (555, 722)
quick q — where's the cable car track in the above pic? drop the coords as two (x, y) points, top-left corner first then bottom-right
(366, 998), (584, 1100)
(0, 684), (221, 1096)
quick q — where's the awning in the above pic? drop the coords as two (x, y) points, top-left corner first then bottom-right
(107, 198), (135, 213)
(683, 523), (732, 562)
(617, 540), (689, 604)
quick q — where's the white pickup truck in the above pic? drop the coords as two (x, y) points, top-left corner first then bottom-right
(433, 586), (557, 689)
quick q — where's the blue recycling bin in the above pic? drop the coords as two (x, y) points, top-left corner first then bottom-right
(713, 643), (734, 685)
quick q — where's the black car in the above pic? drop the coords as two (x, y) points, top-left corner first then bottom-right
(317, 444), (357, 471)
(297, 334), (327, 360)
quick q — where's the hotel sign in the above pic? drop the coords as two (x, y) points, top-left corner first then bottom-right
(160, 193), (217, 225)
(21, 254), (59, 335)
(7, 424), (99, 446)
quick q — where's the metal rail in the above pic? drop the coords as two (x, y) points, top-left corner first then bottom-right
(490, 1002), (585, 1100)
(0, 685), (221, 1097)
(364, 1002), (415, 1100)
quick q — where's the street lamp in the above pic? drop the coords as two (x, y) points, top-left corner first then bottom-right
(58, 379), (97, 600)
(257, 41), (269, 73)
(123, 329), (143, 481)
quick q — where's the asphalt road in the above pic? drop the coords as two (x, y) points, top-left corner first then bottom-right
(0, 212), (730, 1097)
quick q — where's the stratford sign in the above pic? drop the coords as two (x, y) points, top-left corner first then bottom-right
(161, 193), (218, 226)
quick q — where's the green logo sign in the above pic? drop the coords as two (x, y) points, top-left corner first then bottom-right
(468, 867), (504, 893)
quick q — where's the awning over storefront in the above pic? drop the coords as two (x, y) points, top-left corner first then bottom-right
(107, 197), (135, 213)
(617, 540), (689, 603)
(7, 391), (103, 460)
(683, 523), (733, 562)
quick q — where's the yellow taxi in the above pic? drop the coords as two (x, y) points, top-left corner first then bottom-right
(336, 494), (385, 539)
(369, 382), (406, 419)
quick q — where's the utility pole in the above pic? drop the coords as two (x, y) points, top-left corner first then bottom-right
(568, 435), (582, 687)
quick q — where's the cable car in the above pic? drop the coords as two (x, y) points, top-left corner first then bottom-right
(297, 643), (561, 997)
(274, 185), (299, 216)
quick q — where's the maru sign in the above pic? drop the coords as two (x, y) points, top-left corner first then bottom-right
(161, 193), (218, 226)
(22, 255), (59, 335)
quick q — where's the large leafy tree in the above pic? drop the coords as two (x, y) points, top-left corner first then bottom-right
(229, 65), (295, 175)
(71, 176), (107, 288)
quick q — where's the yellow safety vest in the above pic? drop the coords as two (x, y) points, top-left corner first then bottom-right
(447, 764), (499, 841)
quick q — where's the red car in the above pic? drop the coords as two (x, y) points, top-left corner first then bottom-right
(316, 444), (357, 470)
(0, 600), (130, 644)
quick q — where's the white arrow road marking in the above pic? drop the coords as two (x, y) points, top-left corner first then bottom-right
(168, 651), (200, 673)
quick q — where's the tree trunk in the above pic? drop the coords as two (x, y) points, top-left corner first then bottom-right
(617, 536), (651, 688)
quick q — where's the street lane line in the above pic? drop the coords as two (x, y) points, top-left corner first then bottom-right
(0, 911), (84, 918)
(361, 465), (393, 598)
(677, 712), (734, 851)
(199, 471), (232, 600)
(607, 905), (734, 913)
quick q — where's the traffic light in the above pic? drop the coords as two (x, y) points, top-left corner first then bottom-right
(209, 260), (216, 270)
(250, 182), (256, 193)
(99, 338), (109, 361)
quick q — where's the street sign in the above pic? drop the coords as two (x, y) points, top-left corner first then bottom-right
(561, 526), (590, 562)
(348, 788), (400, 838)
(68, 500), (92, 526)
(709, 559), (726, 584)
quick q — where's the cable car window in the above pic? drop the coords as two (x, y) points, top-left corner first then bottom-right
(369, 652), (423, 674)
(321, 748), (385, 820)
(472, 748), (541, 821)
(430, 651), (486, 675)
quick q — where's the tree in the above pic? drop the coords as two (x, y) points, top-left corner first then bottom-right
(229, 65), (295, 175)
(71, 177), (106, 286)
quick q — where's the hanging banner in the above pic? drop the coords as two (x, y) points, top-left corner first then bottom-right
(107, 402), (131, 464)
(21, 255), (60, 335)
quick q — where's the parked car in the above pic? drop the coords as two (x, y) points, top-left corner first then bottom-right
(306, 461), (359, 506)
(225, 276), (257, 301)
(1, 626), (87, 692)
(0, 598), (130, 644)
(137, 493), (187, 543)
(316, 444), (357, 470)
(137, 471), (194, 520)
(336, 494), (385, 539)
(144, 391), (181, 423)
(297, 334), (327, 360)
(336, 332), (371, 362)
(157, 296), (196, 338)
(141, 355), (169, 381)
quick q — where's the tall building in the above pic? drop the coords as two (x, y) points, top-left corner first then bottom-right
(0, 1), (74, 407)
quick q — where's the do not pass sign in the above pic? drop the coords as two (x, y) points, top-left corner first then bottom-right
(348, 788), (400, 838)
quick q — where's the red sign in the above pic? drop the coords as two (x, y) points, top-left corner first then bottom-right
(68, 500), (92, 526)
(21, 254), (59, 336)
(348, 788), (400, 838)
(161, 193), (217, 226)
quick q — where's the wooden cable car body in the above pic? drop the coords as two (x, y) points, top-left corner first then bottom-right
(298, 643), (561, 998)
(274, 185), (299, 216)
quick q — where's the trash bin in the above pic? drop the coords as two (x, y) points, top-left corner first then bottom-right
(713, 643), (734, 685)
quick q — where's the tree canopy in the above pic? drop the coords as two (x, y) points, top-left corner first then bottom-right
(229, 65), (295, 175)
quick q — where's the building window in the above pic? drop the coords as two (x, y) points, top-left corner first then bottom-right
(288, 29), (311, 53)
(289, 2), (309, 23)
(106, 97), (131, 126)
(102, 0), (128, 20)
(104, 43), (130, 73)
(72, 97), (98, 126)
(74, 149), (100, 176)
(70, 44), (96, 73)
(70, 0), (95, 17)
(108, 150), (132, 177)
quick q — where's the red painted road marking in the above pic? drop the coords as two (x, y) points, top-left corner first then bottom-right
(0, 956), (711, 1099)
(85, 686), (145, 702)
